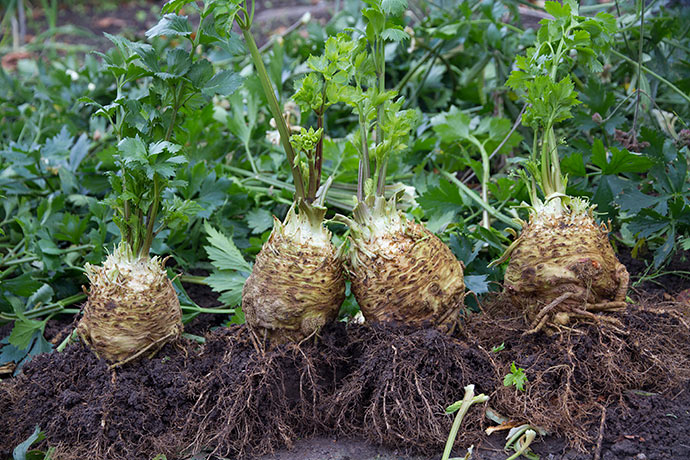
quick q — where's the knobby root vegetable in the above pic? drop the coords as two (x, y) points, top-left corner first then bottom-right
(345, 196), (466, 333)
(77, 243), (183, 366)
(242, 201), (345, 346)
(502, 200), (629, 332)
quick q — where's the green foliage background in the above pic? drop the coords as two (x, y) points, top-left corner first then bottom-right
(1, 0), (689, 369)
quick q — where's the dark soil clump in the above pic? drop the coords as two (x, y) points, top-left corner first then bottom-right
(186, 322), (352, 458)
(465, 296), (690, 452)
(0, 324), (348, 460)
(0, 339), (202, 460)
(3, 300), (689, 460)
(324, 323), (498, 455)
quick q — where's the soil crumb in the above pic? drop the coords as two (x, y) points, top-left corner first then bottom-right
(185, 323), (350, 459)
(0, 339), (200, 460)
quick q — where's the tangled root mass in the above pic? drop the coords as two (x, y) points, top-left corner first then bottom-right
(466, 297), (690, 450)
(1, 301), (689, 459)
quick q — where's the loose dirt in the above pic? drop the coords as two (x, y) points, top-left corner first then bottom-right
(1, 339), (200, 460)
(619, 247), (690, 299)
(324, 323), (497, 454)
(2, 300), (689, 460)
(464, 296), (690, 459)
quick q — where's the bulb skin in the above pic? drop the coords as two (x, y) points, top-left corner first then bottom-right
(77, 246), (183, 366)
(242, 210), (346, 345)
(348, 219), (466, 333)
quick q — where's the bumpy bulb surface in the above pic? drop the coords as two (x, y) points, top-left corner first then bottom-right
(77, 244), (183, 365)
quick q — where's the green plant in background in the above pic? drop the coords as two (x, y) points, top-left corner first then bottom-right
(617, 136), (690, 269)
(431, 108), (522, 229)
(0, 0), (688, 371)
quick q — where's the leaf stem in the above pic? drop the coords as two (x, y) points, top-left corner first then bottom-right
(631, 0), (645, 134)
(181, 305), (235, 315)
(374, 36), (386, 197)
(237, 3), (306, 200)
(441, 385), (489, 460)
(0, 293), (85, 321)
(356, 104), (371, 201)
(179, 274), (208, 284)
(441, 170), (519, 229)
(610, 49), (690, 105)
(466, 136), (491, 228)
(1, 244), (94, 267)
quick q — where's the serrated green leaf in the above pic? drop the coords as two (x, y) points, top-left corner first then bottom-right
(465, 275), (490, 295)
(561, 152), (586, 177)
(9, 318), (44, 350)
(203, 222), (251, 272)
(2, 274), (43, 297)
(187, 59), (214, 88)
(627, 210), (669, 239)
(162, 0), (196, 14)
(146, 14), (192, 38)
(616, 188), (660, 214)
(381, 27), (409, 42)
(26, 285), (54, 311)
(381, 0), (407, 15)
(206, 272), (246, 307)
(246, 209), (274, 235)
(118, 136), (148, 160)
(591, 140), (654, 175)
(362, 8), (385, 35)
(503, 362), (528, 391)
(544, 0), (571, 19)
(418, 178), (468, 217)
(202, 70), (243, 97)
(436, 117), (470, 143)
(129, 41), (160, 72)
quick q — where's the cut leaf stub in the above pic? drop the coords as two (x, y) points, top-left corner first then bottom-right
(77, 244), (183, 366)
(504, 209), (629, 329)
(241, 205), (346, 346)
(348, 217), (466, 333)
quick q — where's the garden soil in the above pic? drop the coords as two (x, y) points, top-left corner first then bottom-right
(2, 298), (690, 460)
(10, 0), (332, 58)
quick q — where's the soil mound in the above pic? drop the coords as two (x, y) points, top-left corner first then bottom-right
(465, 296), (690, 451)
(0, 339), (200, 460)
(324, 323), (498, 455)
(0, 324), (349, 460)
(185, 323), (351, 459)
(2, 301), (689, 460)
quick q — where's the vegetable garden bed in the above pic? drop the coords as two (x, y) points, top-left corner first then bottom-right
(1, 289), (689, 459)
(2, 0), (690, 459)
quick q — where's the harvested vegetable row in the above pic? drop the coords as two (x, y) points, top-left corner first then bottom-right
(337, 0), (465, 332)
(235, 2), (345, 346)
(495, 0), (629, 332)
